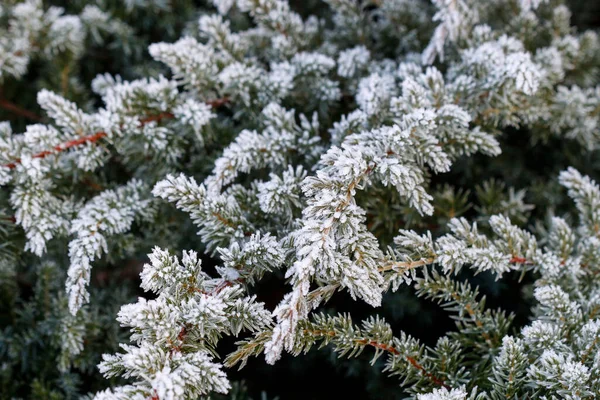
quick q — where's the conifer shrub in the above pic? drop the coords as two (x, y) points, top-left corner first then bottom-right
(1, 1), (600, 399)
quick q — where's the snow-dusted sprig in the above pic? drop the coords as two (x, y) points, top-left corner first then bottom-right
(257, 165), (307, 221)
(447, 35), (543, 128)
(422, 0), (560, 69)
(2, 76), (220, 175)
(210, 103), (320, 190)
(58, 309), (87, 372)
(9, 179), (76, 257)
(96, 246), (273, 399)
(516, 269), (600, 397)
(533, 284), (582, 326)
(96, 75), (220, 168)
(0, 90), (110, 174)
(390, 66), (501, 159)
(0, 1), (40, 82)
(413, 1), (600, 146)
(393, 168), (600, 285)
(441, 214), (536, 276)
(488, 336), (528, 398)
(218, 52), (339, 109)
(149, 37), (219, 95)
(394, 214), (537, 279)
(547, 85), (600, 150)
(337, 45), (371, 79)
(382, 230), (437, 291)
(2, 117), (90, 257)
(216, 232), (285, 286)
(236, 0), (318, 57)
(0, 1), (53, 81)
(99, 76), (179, 119)
(150, 20), (337, 111)
(356, 72), (397, 118)
(417, 387), (471, 400)
(324, 0), (369, 44)
(199, 14), (248, 63)
(37, 89), (97, 142)
(44, 15), (85, 58)
(172, 99), (215, 145)
(559, 167), (600, 237)
(151, 2), (330, 110)
(422, 0), (475, 65)
(67, 180), (153, 315)
(285, 52), (341, 105)
(527, 349), (594, 399)
(328, 109), (368, 146)
(152, 174), (253, 252)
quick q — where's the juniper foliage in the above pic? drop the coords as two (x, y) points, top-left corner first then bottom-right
(1, 0), (600, 399)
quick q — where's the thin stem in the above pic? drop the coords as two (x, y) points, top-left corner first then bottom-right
(580, 336), (599, 364)
(61, 64), (71, 96)
(139, 112), (175, 124)
(378, 257), (436, 272)
(0, 98), (44, 122)
(509, 256), (534, 265)
(206, 97), (230, 108)
(405, 356), (449, 388)
(3, 131), (107, 169)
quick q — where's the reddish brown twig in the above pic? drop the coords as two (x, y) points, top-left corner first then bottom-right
(81, 177), (104, 191)
(304, 328), (448, 389)
(3, 131), (108, 169)
(212, 279), (235, 293)
(206, 97), (230, 108)
(0, 98), (44, 122)
(509, 256), (533, 265)
(405, 356), (449, 388)
(139, 112), (175, 125)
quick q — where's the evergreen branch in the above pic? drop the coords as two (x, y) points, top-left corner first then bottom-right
(304, 328), (449, 389)
(228, 315), (449, 389)
(2, 97), (229, 170)
(416, 271), (507, 352)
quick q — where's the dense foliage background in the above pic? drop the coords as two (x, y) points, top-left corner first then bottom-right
(1, 1), (599, 399)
